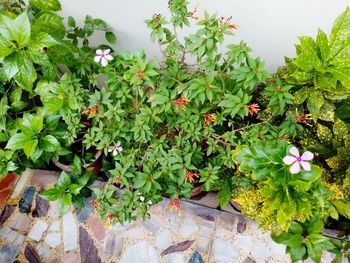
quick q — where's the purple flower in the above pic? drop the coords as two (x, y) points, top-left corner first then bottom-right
(283, 146), (314, 174)
(109, 141), (123, 156)
(94, 49), (113, 67)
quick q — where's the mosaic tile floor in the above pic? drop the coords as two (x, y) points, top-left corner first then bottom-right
(0, 169), (294, 263)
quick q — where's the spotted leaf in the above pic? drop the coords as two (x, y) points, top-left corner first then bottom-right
(317, 123), (333, 145)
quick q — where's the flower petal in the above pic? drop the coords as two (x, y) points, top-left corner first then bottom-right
(101, 58), (108, 67)
(290, 162), (300, 174)
(301, 151), (314, 161)
(96, 49), (103, 55)
(283, 156), (296, 165)
(113, 150), (118, 156)
(94, 56), (101, 63)
(289, 146), (300, 157)
(105, 54), (113, 61)
(300, 161), (311, 171)
(117, 146), (123, 152)
(103, 49), (110, 55)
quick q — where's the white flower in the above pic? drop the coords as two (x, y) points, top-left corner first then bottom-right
(140, 196), (145, 202)
(283, 146), (314, 174)
(94, 49), (113, 67)
(108, 141), (123, 156)
(147, 200), (153, 205)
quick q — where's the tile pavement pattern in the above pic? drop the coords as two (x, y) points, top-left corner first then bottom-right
(0, 169), (294, 263)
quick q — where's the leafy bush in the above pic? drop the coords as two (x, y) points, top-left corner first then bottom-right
(1, 0), (350, 261)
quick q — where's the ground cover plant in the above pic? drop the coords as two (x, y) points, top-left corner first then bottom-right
(0, 0), (349, 261)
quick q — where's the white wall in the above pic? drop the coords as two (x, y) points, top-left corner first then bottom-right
(59, 0), (350, 71)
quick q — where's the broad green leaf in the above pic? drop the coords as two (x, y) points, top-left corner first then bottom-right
(69, 184), (83, 195)
(41, 93), (63, 113)
(56, 171), (71, 189)
(22, 113), (43, 134)
(316, 29), (330, 61)
(307, 89), (324, 119)
(317, 123), (333, 144)
(62, 193), (72, 206)
(333, 200), (350, 219)
(328, 7), (350, 60)
(218, 180), (231, 208)
(307, 216), (325, 234)
(32, 13), (65, 40)
(290, 245), (306, 262)
(3, 52), (21, 79)
(5, 133), (32, 151)
(68, 16), (76, 28)
(314, 72), (337, 89)
(327, 67), (350, 87)
(41, 135), (60, 152)
(14, 56), (37, 93)
(30, 0), (62, 11)
(319, 100), (335, 122)
(23, 139), (38, 157)
(0, 35), (13, 57)
(293, 87), (309, 104)
(289, 70), (313, 83)
(8, 12), (31, 46)
(29, 32), (58, 52)
(294, 36), (321, 70)
(333, 118), (348, 140)
(148, 94), (169, 107)
(105, 31), (116, 44)
(40, 188), (62, 201)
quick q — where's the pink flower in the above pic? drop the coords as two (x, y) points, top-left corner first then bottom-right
(108, 141), (123, 156)
(94, 49), (113, 67)
(283, 146), (314, 174)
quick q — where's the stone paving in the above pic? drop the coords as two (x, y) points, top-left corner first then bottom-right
(0, 169), (292, 263)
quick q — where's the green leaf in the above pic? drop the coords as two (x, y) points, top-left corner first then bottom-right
(0, 35), (13, 57)
(328, 7), (350, 60)
(290, 245), (307, 262)
(218, 180), (232, 208)
(105, 31), (116, 44)
(293, 87), (309, 105)
(307, 89), (324, 119)
(41, 135), (60, 152)
(5, 133), (32, 151)
(30, 0), (62, 11)
(16, 66), (37, 93)
(33, 13), (65, 40)
(40, 188), (62, 201)
(333, 200), (350, 219)
(294, 36), (321, 70)
(22, 113), (43, 134)
(319, 100), (335, 122)
(29, 32), (58, 51)
(327, 67), (350, 87)
(23, 139), (38, 157)
(148, 94), (169, 107)
(8, 12), (31, 46)
(134, 173), (147, 188)
(62, 193), (72, 207)
(316, 29), (330, 61)
(317, 123), (333, 145)
(3, 52), (20, 79)
(56, 171), (71, 189)
(68, 16), (76, 28)
(333, 118), (348, 140)
(69, 184), (83, 195)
